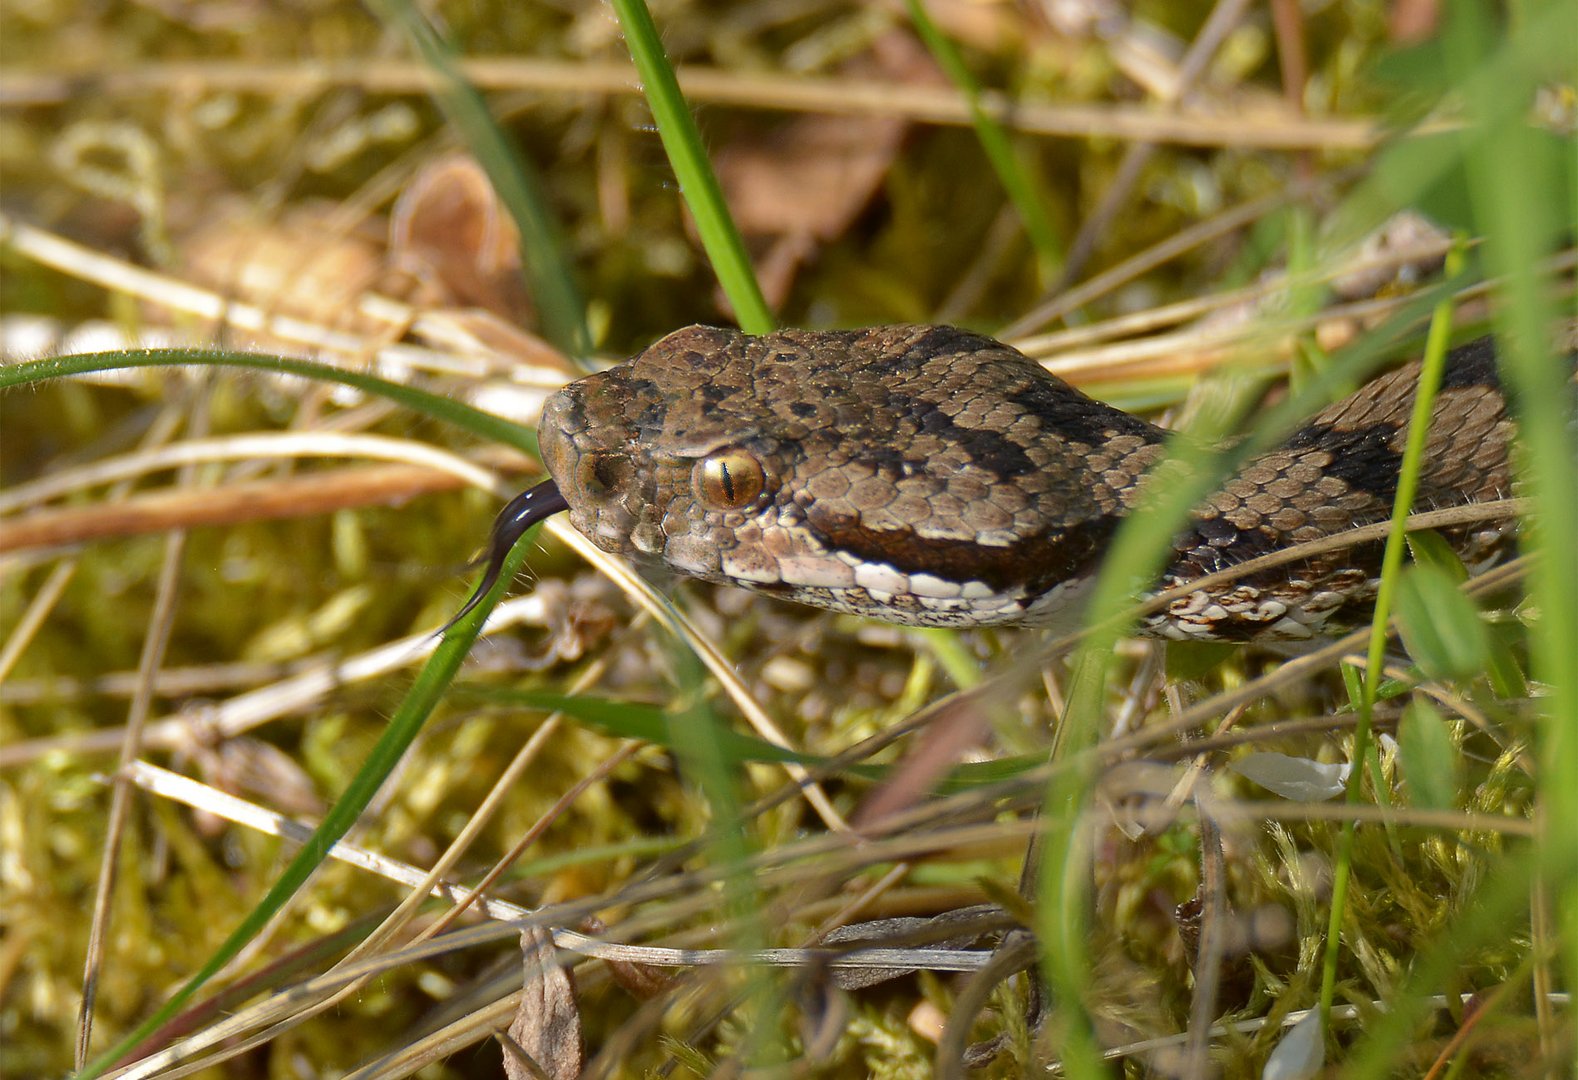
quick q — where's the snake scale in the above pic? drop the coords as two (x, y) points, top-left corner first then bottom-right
(461, 325), (1566, 642)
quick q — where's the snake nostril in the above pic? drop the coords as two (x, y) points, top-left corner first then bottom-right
(579, 452), (632, 496)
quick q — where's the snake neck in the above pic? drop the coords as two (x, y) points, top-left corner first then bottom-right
(1150, 337), (1526, 640)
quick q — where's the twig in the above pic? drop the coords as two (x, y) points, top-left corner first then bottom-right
(0, 59), (1389, 150)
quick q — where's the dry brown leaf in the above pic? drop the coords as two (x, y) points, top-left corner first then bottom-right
(1389, 0), (1442, 43)
(189, 731), (324, 836)
(900, 0), (1049, 49)
(581, 916), (676, 1001)
(851, 693), (992, 829)
(179, 199), (390, 337)
(821, 905), (1009, 990)
(711, 32), (943, 308)
(390, 153), (531, 321)
(600, 954), (677, 1002)
(413, 307), (576, 380)
(503, 926), (583, 1080)
(714, 111), (907, 241)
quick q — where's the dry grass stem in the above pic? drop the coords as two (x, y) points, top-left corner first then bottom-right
(0, 59), (1388, 149)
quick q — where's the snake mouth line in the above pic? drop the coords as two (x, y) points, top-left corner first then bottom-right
(442, 478), (570, 633)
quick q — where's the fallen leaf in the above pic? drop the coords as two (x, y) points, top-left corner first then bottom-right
(1230, 751), (1349, 802)
(820, 905), (1009, 990)
(502, 926), (582, 1080)
(391, 154), (531, 321)
(1262, 1008), (1323, 1080)
(710, 31), (942, 308)
(179, 199), (389, 338)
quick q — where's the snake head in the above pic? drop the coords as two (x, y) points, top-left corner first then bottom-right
(533, 324), (1165, 627)
(464, 327), (1553, 636)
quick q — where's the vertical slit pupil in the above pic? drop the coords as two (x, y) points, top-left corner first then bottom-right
(696, 451), (764, 508)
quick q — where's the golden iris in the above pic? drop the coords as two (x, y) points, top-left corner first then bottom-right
(693, 449), (766, 509)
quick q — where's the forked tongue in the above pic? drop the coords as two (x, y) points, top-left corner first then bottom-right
(441, 478), (570, 633)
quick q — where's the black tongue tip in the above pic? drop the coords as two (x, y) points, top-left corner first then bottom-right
(441, 478), (570, 634)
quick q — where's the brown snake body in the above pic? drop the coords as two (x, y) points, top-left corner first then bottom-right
(461, 326), (1567, 641)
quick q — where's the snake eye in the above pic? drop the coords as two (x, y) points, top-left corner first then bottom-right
(693, 448), (767, 510)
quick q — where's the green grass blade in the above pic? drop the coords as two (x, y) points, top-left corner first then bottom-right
(1396, 699), (1461, 811)
(1036, 650), (1112, 1077)
(1034, 279), (1474, 1075)
(902, 0), (1064, 284)
(78, 538), (535, 1077)
(367, 0), (592, 362)
(1447, 0), (1578, 1023)
(658, 639), (782, 1064)
(0, 348), (537, 455)
(457, 684), (1041, 790)
(607, 0), (775, 334)
(457, 686), (827, 767)
(1319, 241), (1462, 1026)
(1394, 562), (1493, 682)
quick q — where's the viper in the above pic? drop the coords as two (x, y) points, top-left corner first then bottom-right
(455, 325), (1564, 642)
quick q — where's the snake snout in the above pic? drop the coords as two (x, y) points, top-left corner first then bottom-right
(536, 385), (659, 556)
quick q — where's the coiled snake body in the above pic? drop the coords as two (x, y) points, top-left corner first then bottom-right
(467, 326), (1555, 641)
